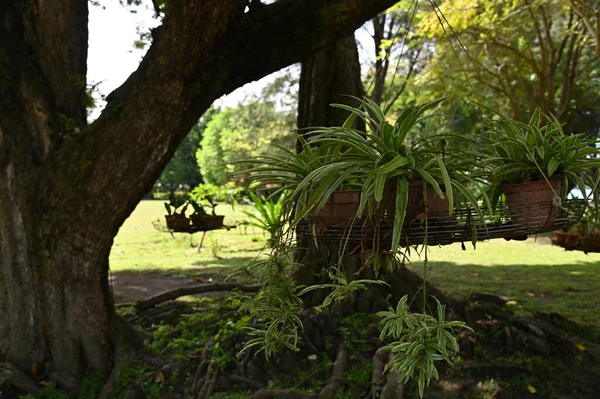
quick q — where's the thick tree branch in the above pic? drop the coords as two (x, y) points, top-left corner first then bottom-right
(383, 48), (421, 114)
(135, 283), (261, 311)
(559, 28), (583, 121)
(26, 0), (89, 129)
(228, 0), (400, 92)
(569, 0), (600, 56)
(466, 29), (541, 75)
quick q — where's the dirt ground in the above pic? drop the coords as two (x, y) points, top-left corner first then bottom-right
(109, 272), (216, 304)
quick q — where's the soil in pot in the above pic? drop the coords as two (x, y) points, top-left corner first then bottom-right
(191, 214), (225, 229)
(165, 215), (191, 232)
(502, 180), (561, 232)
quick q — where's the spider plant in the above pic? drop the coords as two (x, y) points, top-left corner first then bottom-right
(240, 192), (286, 247)
(479, 108), (600, 206)
(241, 137), (349, 222)
(292, 97), (487, 254)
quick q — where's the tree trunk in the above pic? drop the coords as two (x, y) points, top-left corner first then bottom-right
(0, 0), (399, 392)
(0, 112), (116, 391)
(296, 35), (365, 150)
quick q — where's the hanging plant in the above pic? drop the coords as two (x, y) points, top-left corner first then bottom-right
(291, 97), (490, 253)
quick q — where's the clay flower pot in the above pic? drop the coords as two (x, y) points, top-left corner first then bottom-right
(165, 215), (190, 232)
(310, 190), (361, 228)
(580, 236), (600, 253)
(191, 214), (225, 229)
(554, 231), (580, 249)
(502, 180), (561, 231)
(383, 180), (449, 224)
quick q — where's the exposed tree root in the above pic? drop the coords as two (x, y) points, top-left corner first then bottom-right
(135, 283), (261, 311)
(0, 362), (42, 394)
(229, 374), (266, 390)
(97, 346), (127, 399)
(381, 371), (403, 399)
(248, 389), (316, 399)
(292, 365), (331, 390)
(113, 280), (600, 399)
(318, 343), (347, 399)
(191, 341), (214, 397)
(197, 358), (219, 399)
(454, 362), (532, 373)
(370, 349), (388, 398)
(133, 300), (194, 328)
(98, 316), (147, 399)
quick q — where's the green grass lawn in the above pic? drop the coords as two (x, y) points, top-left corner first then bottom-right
(109, 200), (266, 277)
(111, 200), (600, 325)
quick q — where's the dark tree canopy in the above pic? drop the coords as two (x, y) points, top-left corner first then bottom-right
(0, 0), (398, 393)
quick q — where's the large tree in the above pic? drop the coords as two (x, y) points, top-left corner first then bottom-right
(197, 100), (295, 186)
(416, 0), (600, 130)
(0, 0), (398, 392)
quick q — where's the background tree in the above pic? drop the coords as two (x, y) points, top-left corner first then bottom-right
(0, 0), (398, 393)
(154, 108), (217, 195)
(415, 0), (600, 134)
(197, 101), (295, 186)
(366, 0), (424, 110)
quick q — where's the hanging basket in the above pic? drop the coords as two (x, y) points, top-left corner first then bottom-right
(165, 215), (191, 232)
(191, 214), (225, 229)
(502, 180), (561, 231)
(297, 199), (586, 248)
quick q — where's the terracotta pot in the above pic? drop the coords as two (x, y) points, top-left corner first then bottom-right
(165, 215), (190, 232)
(383, 180), (449, 224)
(311, 190), (361, 228)
(502, 180), (561, 231)
(580, 236), (600, 252)
(554, 231), (580, 249)
(191, 214), (225, 229)
(565, 232), (581, 248)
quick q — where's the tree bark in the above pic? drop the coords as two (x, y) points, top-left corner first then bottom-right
(297, 35), (365, 149)
(0, 0), (398, 392)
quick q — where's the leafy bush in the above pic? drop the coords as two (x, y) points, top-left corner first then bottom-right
(196, 101), (295, 185)
(240, 192), (286, 247)
(189, 182), (243, 208)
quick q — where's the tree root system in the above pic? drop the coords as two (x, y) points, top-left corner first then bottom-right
(103, 283), (600, 399)
(4, 273), (600, 398)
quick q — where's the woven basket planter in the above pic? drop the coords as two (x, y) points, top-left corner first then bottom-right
(503, 180), (561, 231)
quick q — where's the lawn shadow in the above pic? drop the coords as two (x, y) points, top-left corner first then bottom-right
(110, 255), (256, 280)
(109, 257), (256, 303)
(411, 260), (600, 325)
